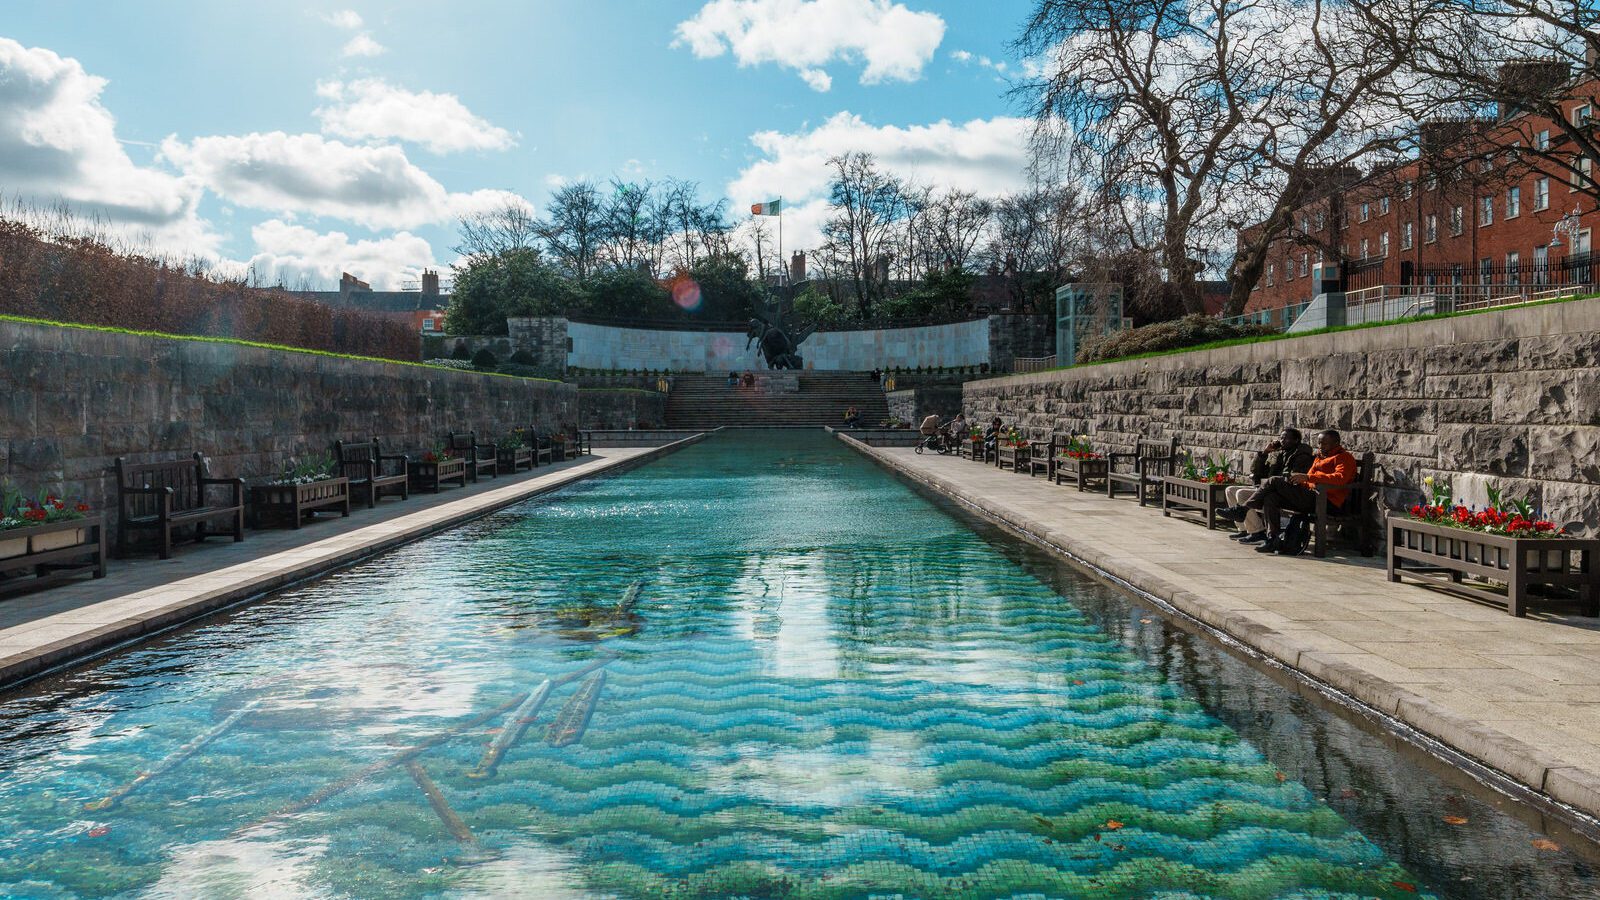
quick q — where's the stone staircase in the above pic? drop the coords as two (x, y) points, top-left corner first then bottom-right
(664, 372), (891, 429)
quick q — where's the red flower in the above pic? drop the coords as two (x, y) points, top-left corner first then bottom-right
(75, 503), (90, 513)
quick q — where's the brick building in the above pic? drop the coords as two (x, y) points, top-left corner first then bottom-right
(289, 269), (449, 333)
(1241, 67), (1600, 325)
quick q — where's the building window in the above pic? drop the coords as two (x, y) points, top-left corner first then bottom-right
(1380, 231), (1391, 257)
(1573, 156), (1593, 190)
(1425, 173), (1439, 191)
(1575, 104), (1592, 127)
(1450, 205), (1464, 236)
(1379, 196), (1390, 215)
(1402, 180), (1414, 200)
(1401, 221), (1414, 249)
(1360, 237), (1370, 258)
(1266, 262), (1275, 287)
(1300, 253), (1309, 276)
(1535, 177), (1550, 210)
(1506, 186), (1521, 218)
(1315, 211), (1326, 231)
(1360, 202), (1370, 222)
(1298, 215), (1309, 232)
(1538, 129), (1551, 151)
(1285, 256), (1295, 280)
(1480, 257), (1493, 285)
(1535, 244), (1549, 284)
(1507, 251), (1521, 285)
(1425, 214), (1438, 243)
(1479, 196), (1493, 226)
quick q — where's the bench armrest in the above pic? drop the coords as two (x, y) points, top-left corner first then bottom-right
(378, 452), (408, 464)
(1107, 451), (1135, 463)
(199, 477), (245, 505)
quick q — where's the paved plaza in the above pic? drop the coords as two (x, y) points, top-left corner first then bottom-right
(0, 446), (669, 691)
(846, 437), (1600, 823)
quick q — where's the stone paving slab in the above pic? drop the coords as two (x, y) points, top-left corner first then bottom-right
(844, 436), (1600, 823)
(0, 441), (696, 691)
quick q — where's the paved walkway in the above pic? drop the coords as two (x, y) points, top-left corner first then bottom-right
(846, 438), (1600, 822)
(0, 445), (681, 690)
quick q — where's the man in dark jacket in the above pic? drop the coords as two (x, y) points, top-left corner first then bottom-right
(1220, 427), (1314, 543)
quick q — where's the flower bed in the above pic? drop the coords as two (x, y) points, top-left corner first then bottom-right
(0, 490), (104, 595)
(1389, 477), (1595, 615)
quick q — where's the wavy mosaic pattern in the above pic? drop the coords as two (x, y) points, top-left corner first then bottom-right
(0, 433), (1433, 898)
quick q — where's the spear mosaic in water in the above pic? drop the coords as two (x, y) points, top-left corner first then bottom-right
(0, 431), (1485, 898)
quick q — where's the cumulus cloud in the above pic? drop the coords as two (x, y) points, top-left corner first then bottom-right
(160, 131), (525, 229)
(314, 79), (515, 154)
(247, 219), (435, 290)
(341, 33), (386, 58)
(726, 112), (1033, 246)
(0, 37), (217, 255)
(323, 9), (363, 29)
(674, 0), (945, 90)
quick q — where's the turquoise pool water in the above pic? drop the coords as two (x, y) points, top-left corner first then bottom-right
(0, 431), (1594, 898)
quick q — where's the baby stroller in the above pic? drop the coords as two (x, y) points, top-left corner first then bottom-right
(914, 428), (954, 455)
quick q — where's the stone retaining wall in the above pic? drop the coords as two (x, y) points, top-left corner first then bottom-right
(964, 298), (1600, 531)
(576, 388), (668, 430)
(1, 320), (577, 529)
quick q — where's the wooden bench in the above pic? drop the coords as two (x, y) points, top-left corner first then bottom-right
(335, 438), (409, 507)
(114, 454), (245, 559)
(448, 431), (499, 482)
(528, 429), (556, 466)
(1293, 452), (1378, 558)
(1106, 437), (1179, 506)
(1027, 434), (1057, 478)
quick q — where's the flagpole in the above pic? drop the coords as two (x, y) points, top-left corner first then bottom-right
(777, 196), (784, 286)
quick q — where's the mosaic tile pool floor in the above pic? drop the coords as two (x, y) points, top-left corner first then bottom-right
(0, 431), (1590, 897)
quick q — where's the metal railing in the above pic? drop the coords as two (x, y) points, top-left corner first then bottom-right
(1014, 355), (1058, 373)
(1342, 282), (1594, 324)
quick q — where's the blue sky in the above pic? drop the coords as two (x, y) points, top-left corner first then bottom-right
(1, 0), (1037, 288)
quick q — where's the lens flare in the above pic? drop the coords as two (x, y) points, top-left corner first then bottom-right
(672, 277), (702, 311)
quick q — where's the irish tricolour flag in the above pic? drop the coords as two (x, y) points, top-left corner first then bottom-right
(750, 199), (781, 216)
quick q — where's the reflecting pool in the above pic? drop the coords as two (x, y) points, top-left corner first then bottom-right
(0, 431), (1595, 898)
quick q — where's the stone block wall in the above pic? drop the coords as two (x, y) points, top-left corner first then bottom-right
(576, 389), (668, 430)
(1, 320), (577, 530)
(964, 298), (1600, 531)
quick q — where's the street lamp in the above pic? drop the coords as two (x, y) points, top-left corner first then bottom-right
(1549, 205), (1583, 249)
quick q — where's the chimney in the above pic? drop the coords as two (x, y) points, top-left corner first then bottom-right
(789, 251), (806, 283)
(1495, 59), (1570, 119)
(421, 269), (440, 296)
(338, 271), (371, 297)
(1419, 118), (1491, 156)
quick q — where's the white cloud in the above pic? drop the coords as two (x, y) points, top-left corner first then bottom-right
(341, 33), (386, 58)
(159, 130), (525, 229)
(314, 78), (515, 154)
(674, 0), (945, 90)
(323, 9), (363, 29)
(247, 219), (435, 290)
(727, 112), (1034, 248)
(0, 37), (217, 255)
(950, 49), (973, 62)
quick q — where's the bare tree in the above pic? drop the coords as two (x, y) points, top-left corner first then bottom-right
(1018, 0), (1438, 316)
(820, 151), (911, 316)
(925, 189), (995, 271)
(537, 181), (606, 280)
(453, 198), (538, 263)
(599, 179), (660, 272)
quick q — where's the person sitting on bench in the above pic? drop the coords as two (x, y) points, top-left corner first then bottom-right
(983, 417), (1004, 455)
(1219, 427), (1314, 544)
(1242, 429), (1357, 555)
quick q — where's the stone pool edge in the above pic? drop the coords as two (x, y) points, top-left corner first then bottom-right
(837, 433), (1600, 827)
(0, 435), (708, 693)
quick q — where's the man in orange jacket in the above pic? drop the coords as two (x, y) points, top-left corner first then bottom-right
(1243, 429), (1357, 554)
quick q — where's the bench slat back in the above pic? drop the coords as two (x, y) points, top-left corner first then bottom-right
(1337, 453), (1377, 517)
(448, 431), (477, 452)
(116, 455), (204, 516)
(336, 440), (377, 482)
(1135, 437), (1178, 475)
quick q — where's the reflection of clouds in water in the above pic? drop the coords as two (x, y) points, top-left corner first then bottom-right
(728, 552), (840, 679)
(442, 841), (594, 899)
(705, 732), (934, 809)
(141, 834), (332, 900)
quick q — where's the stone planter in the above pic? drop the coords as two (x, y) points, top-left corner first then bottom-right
(0, 516), (107, 596)
(410, 457), (468, 493)
(1053, 455), (1109, 492)
(1386, 515), (1600, 616)
(1162, 476), (1239, 530)
(249, 477), (351, 529)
